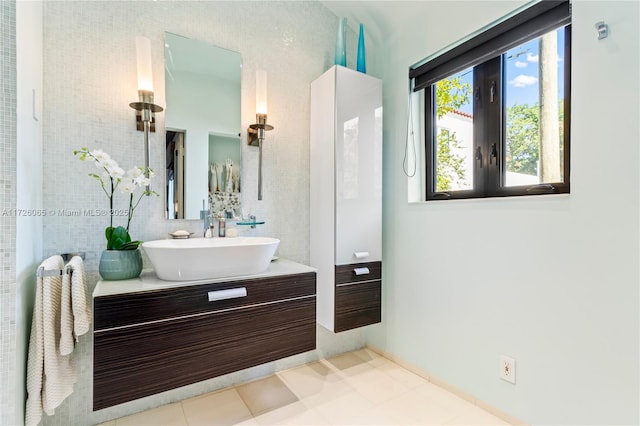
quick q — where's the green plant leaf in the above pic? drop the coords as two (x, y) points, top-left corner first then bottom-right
(106, 226), (132, 250)
(105, 226), (114, 250)
(119, 241), (142, 250)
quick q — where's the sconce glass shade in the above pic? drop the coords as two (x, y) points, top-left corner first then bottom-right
(256, 70), (268, 115)
(136, 36), (154, 92)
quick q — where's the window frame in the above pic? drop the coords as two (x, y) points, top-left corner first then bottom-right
(411, 0), (571, 201)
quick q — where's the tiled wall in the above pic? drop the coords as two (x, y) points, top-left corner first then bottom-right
(39, 1), (363, 424)
(42, 0), (358, 267)
(0, 1), (17, 425)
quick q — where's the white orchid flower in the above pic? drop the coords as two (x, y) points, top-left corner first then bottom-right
(108, 166), (125, 180)
(75, 147), (158, 241)
(90, 149), (111, 162)
(120, 181), (136, 194)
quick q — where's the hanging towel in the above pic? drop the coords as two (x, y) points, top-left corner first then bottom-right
(60, 256), (91, 356)
(25, 256), (77, 426)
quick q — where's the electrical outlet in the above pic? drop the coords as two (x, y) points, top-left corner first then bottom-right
(499, 355), (516, 384)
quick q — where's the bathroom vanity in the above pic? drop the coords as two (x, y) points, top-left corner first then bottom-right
(92, 259), (316, 410)
(310, 65), (383, 333)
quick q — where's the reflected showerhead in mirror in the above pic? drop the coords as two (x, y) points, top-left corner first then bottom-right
(248, 70), (274, 200)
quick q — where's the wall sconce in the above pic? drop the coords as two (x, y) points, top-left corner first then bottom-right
(248, 70), (274, 200)
(129, 36), (163, 186)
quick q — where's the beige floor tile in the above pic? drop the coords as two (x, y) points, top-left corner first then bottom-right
(325, 351), (368, 371)
(312, 391), (375, 425)
(233, 418), (260, 426)
(326, 354), (376, 378)
(236, 375), (299, 416)
(110, 350), (510, 426)
(253, 400), (330, 426)
(95, 421), (116, 426)
(446, 406), (511, 425)
(345, 368), (411, 404)
(277, 361), (346, 401)
(352, 348), (386, 366)
(361, 400), (430, 425)
(181, 387), (252, 426)
(378, 391), (463, 425)
(115, 402), (187, 426)
(376, 360), (429, 388)
(415, 382), (478, 412)
(301, 380), (357, 409)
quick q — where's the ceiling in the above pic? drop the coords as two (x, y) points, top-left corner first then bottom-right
(318, 1), (436, 48)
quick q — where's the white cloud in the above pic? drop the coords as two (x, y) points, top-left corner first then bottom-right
(515, 61), (528, 68)
(509, 74), (538, 88)
(527, 52), (539, 63)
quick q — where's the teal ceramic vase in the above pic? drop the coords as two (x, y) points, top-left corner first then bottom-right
(99, 249), (143, 281)
(357, 23), (366, 73)
(335, 17), (347, 66)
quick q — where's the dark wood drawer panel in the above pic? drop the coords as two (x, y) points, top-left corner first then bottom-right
(334, 280), (381, 333)
(335, 261), (381, 285)
(94, 272), (316, 330)
(93, 297), (316, 410)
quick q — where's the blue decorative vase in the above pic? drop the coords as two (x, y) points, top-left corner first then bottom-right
(357, 23), (366, 73)
(99, 249), (143, 281)
(335, 17), (347, 67)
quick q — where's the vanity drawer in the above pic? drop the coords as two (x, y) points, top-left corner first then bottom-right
(94, 297), (316, 410)
(334, 280), (381, 332)
(335, 261), (381, 285)
(94, 272), (316, 330)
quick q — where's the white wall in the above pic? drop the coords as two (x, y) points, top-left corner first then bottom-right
(368, 1), (639, 424)
(16, 2), (44, 424)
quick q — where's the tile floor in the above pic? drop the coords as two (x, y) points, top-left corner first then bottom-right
(101, 349), (510, 425)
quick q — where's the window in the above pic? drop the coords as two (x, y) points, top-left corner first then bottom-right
(410, 0), (571, 200)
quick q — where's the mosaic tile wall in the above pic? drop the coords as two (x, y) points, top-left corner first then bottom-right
(39, 2), (363, 424)
(0, 1), (17, 425)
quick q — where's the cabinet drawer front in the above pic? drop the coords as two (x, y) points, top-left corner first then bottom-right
(335, 261), (381, 284)
(93, 297), (316, 410)
(334, 280), (381, 332)
(94, 272), (316, 330)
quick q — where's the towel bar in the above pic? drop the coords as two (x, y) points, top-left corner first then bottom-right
(37, 266), (72, 278)
(36, 252), (85, 278)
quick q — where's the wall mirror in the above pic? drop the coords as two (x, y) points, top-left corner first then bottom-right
(164, 32), (242, 220)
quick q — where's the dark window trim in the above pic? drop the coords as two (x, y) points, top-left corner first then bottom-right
(418, 1), (571, 201)
(410, 0), (571, 92)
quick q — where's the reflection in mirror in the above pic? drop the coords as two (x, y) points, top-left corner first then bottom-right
(164, 32), (242, 220)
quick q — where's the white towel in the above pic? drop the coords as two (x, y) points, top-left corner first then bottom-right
(60, 256), (91, 356)
(25, 256), (78, 426)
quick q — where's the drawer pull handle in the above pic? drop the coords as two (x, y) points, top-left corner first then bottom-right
(207, 287), (247, 302)
(354, 251), (369, 259)
(354, 267), (370, 276)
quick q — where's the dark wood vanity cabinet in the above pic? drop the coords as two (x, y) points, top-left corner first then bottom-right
(93, 272), (316, 411)
(334, 261), (382, 333)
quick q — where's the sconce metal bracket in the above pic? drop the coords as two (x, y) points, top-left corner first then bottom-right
(247, 113), (274, 146)
(130, 96), (163, 132)
(135, 110), (157, 132)
(247, 123), (274, 146)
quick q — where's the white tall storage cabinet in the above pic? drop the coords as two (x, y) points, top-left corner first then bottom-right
(310, 65), (382, 333)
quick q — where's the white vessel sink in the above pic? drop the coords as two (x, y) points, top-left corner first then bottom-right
(142, 237), (280, 281)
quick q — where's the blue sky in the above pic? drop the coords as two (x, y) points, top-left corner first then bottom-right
(455, 28), (565, 114)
